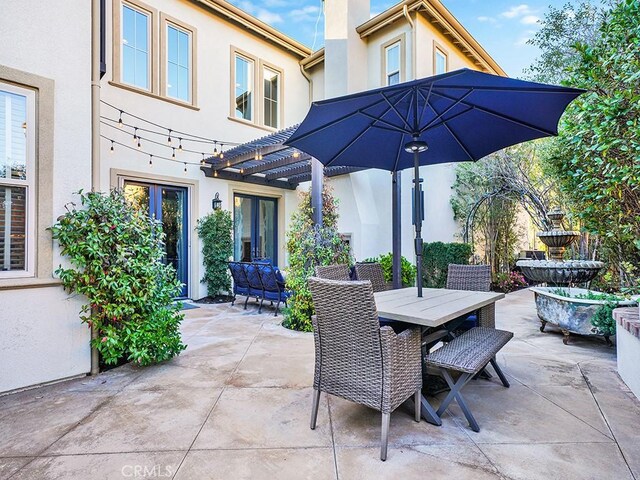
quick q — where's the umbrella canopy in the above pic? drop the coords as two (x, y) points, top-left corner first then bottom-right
(285, 69), (584, 295)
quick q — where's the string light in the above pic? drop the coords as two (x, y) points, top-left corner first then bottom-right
(201, 153), (205, 166)
(137, 137), (142, 149)
(172, 148), (176, 159)
(133, 127), (138, 143)
(214, 169), (218, 177)
(149, 154), (153, 167)
(110, 140), (115, 153)
(293, 150), (300, 158)
(178, 138), (183, 151)
(183, 162), (187, 173)
(213, 141), (218, 157)
(220, 144), (224, 159)
(117, 110), (123, 128)
(167, 129), (172, 144)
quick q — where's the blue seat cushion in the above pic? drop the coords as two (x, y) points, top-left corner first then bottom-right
(379, 316), (412, 334)
(234, 285), (250, 295)
(263, 289), (290, 301)
(449, 313), (478, 332)
(248, 287), (263, 297)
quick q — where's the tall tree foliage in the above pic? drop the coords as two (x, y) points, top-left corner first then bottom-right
(283, 183), (351, 332)
(196, 209), (233, 297)
(542, 0), (640, 289)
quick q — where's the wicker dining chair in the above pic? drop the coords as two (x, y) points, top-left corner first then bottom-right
(354, 262), (392, 292)
(314, 264), (351, 281)
(307, 277), (423, 461)
(446, 264), (493, 329)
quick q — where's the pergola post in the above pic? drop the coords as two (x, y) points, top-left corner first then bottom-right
(311, 157), (324, 226)
(392, 171), (402, 289)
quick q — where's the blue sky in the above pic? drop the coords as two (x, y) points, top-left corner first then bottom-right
(228, 0), (572, 78)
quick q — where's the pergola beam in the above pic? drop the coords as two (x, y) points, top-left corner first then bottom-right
(201, 165), (298, 190)
(211, 144), (290, 169)
(241, 153), (311, 176)
(265, 162), (311, 180)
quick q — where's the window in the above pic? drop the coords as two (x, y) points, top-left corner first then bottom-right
(385, 42), (401, 86)
(235, 54), (254, 121)
(166, 23), (191, 102)
(0, 83), (35, 277)
(121, 3), (150, 90)
(435, 47), (448, 75)
(263, 67), (280, 128)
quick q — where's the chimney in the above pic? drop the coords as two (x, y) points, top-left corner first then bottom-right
(324, 0), (370, 98)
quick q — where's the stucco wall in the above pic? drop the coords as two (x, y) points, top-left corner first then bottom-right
(101, 0), (312, 299)
(0, 0), (92, 392)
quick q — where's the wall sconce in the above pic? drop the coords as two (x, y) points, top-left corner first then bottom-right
(212, 192), (222, 210)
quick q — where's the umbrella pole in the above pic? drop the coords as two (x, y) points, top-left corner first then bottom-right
(413, 152), (423, 297)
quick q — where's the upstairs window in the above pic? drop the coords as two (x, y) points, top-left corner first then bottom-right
(0, 83), (35, 277)
(435, 47), (448, 75)
(263, 67), (280, 128)
(166, 23), (191, 102)
(121, 3), (150, 90)
(385, 42), (401, 86)
(235, 54), (254, 121)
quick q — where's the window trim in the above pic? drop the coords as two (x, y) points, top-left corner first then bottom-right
(381, 34), (406, 86)
(112, 0), (158, 94)
(230, 47), (257, 124)
(0, 82), (36, 279)
(433, 41), (448, 75)
(259, 61), (284, 129)
(160, 13), (197, 106)
(0, 65), (55, 290)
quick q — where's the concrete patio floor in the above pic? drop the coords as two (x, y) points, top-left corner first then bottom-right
(1, 289), (639, 479)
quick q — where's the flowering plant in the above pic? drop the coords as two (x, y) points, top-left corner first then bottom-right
(493, 271), (528, 293)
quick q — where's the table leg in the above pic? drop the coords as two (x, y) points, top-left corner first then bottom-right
(418, 326), (443, 425)
(404, 396), (442, 426)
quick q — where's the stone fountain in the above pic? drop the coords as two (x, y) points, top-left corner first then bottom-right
(517, 208), (604, 285)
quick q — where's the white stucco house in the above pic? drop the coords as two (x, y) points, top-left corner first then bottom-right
(0, 0), (504, 393)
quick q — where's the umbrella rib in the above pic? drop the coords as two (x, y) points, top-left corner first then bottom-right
(392, 131), (405, 172)
(441, 121), (475, 161)
(419, 89), (473, 133)
(420, 106), (474, 134)
(284, 97), (390, 144)
(324, 124), (374, 168)
(380, 90), (414, 132)
(416, 84), (434, 128)
(430, 90), (557, 136)
(359, 111), (410, 134)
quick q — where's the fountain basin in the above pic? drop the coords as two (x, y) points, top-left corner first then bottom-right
(517, 259), (604, 285)
(531, 286), (637, 344)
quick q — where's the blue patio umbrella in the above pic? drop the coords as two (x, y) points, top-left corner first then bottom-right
(285, 69), (584, 296)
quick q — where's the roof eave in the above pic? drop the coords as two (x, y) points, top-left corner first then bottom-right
(190, 0), (312, 59)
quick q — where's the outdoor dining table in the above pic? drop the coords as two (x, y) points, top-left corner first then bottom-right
(373, 287), (505, 425)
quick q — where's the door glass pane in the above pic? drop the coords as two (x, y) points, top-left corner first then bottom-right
(0, 90), (27, 180)
(0, 186), (27, 272)
(233, 195), (252, 262)
(162, 187), (186, 288)
(123, 182), (150, 213)
(257, 199), (276, 262)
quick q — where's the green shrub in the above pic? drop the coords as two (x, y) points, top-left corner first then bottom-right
(50, 190), (186, 366)
(196, 209), (233, 297)
(422, 242), (473, 288)
(362, 253), (416, 287)
(283, 183), (351, 332)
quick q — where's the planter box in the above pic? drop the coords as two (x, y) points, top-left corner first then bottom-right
(613, 308), (640, 400)
(531, 287), (637, 345)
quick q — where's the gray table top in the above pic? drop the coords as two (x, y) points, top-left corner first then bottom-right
(373, 287), (504, 328)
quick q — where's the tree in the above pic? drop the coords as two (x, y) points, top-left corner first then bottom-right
(542, 0), (640, 290)
(525, 1), (607, 84)
(283, 182), (351, 332)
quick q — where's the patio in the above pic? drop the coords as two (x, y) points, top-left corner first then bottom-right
(1, 289), (639, 480)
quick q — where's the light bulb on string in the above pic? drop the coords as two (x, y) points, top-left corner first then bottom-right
(201, 153), (205, 166)
(117, 110), (123, 128)
(167, 129), (172, 144)
(149, 154), (153, 167)
(219, 144), (224, 159)
(133, 127), (138, 143)
(184, 162), (187, 174)
(172, 148), (176, 159)
(178, 138), (183, 151)
(214, 169), (218, 177)
(110, 140), (115, 153)
(137, 138), (142, 149)
(213, 141), (218, 157)
(293, 149), (300, 158)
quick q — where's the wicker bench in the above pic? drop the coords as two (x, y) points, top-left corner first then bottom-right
(425, 327), (513, 432)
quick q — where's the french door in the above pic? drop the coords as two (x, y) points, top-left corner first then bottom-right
(233, 194), (278, 265)
(123, 181), (189, 298)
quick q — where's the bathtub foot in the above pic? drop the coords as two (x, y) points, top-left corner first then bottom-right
(539, 320), (547, 333)
(562, 329), (570, 345)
